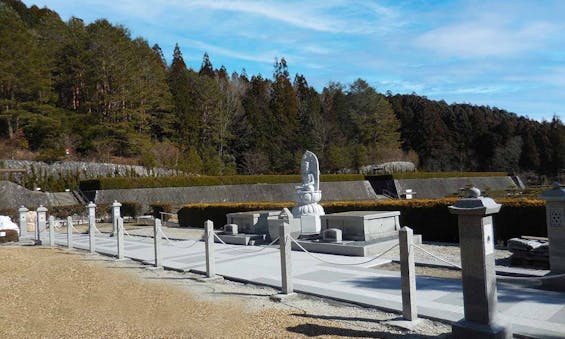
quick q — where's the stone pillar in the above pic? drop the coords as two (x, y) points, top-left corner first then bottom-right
(448, 187), (512, 338)
(48, 216), (55, 247)
(279, 221), (293, 295)
(116, 216), (124, 260)
(18, 206), (28, 238)
(36, 205), (47, 245)
(154, 218), (162, 268)
(111, 200), (122, 236)
(87, 202), (96, 254)
(540, 182), (565, 290)
(204, 220), (216, 278)
(399, 227), (417, 321)
(67, 216), (73, 249)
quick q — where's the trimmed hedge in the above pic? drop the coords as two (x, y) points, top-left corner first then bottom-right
(368, 171), (508, 180)
(79, 174), (365, 191)
(121, 201), (142, 218)
(177, 198), (546, 243)
(150, 202), (173, 221)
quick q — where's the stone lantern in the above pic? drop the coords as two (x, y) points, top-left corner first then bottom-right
(540, 182), (565, 290)
(448, 187), (512, 338)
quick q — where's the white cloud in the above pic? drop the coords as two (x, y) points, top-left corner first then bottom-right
(182, 38), (286, 64)
(416, 20), (556, 58)
(172, 0), (400, 35)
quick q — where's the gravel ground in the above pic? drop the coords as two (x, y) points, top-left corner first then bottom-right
(0, 244), (452, 338)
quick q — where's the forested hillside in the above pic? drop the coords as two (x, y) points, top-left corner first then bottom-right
(1, 1), (563, 176)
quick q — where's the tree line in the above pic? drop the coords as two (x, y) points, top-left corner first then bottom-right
(0, 1), (563, 177)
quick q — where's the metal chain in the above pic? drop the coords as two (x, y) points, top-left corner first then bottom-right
(412, 244), (462, 270)
(212, 233), (280, 254)
(158, 227), (201, 249)
(289, 236), (399, 266)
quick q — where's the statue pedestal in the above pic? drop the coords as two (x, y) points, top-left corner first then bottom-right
(300, 215), (321, 235)
(292, 190), (324, 235)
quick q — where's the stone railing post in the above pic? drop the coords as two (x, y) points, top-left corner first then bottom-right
(204, 220), (216, 278)
(36, 205), (47, 245)
(67, 216), (73, 249)
(18, 206), (28, 238)
(48, 216), (55, 247)
(448, 187), (512, 338)
(540, 182), (565, 290)
(399, 226), (417, 321)
(117, 216), (124, 260)
(111, 200), (121, 236)
(87, 202), (96, 253)
(280, 221), (293, 295)
(154, 218), (162, 268)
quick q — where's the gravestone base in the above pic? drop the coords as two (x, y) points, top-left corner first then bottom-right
(452, 319), (512, 339)
(292, 234), (422, 257)
(215, 233), (266, 246)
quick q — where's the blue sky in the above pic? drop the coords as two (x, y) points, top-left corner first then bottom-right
(22, 0), (565, 121)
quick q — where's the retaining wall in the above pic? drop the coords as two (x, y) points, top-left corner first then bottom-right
(93, 181), (379, 212)
(394, 176), (519, 199)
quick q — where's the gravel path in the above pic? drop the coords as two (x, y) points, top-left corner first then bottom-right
(0, 244), (451, 338)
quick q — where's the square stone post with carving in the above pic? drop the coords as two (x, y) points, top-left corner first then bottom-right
(36, 205), (47, 245)
(67, 216), (73, 249)
(87, 202), (96, 253)
(399, 226), (417, 321)
(111, 200), (121, 237)
(449, 187), (512, 338)
(48, 216), (55, 247)
(18, 206), (28, 238)
(540, 182), (565, 290)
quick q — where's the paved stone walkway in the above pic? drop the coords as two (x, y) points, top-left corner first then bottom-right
(42, 232), (565, 338)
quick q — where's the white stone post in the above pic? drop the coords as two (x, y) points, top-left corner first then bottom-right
(204, 220), (216, 278)
(154, 218), (162, 268)
(448, 187), (511, 338)
(117, 216), (124, 260)
(48, 215), (55, 247)
(18, 206), (28, 238)
(399, 226), (417, 321)
(540, 182), (565, 290)
(36, 205), (47, 245)
(87, 202), (96, 254)
(67, 216), (73, 249)
(279, 221), (293, 295)
(111, 200), (122, 236)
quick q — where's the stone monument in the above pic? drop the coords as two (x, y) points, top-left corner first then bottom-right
(292, 151), (325, 234)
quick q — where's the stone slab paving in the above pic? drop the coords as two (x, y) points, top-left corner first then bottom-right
(45, 232), (565, 338)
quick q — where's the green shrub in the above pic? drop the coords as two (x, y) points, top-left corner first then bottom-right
(177, 198), (546, 243)
(150, 202), (173, 221)
(121, 201), (142, 218)
(0, 229), (19, 243)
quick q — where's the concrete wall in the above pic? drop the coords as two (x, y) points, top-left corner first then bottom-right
(394, 176), (519, 199)
(94, 181), (379, 211)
